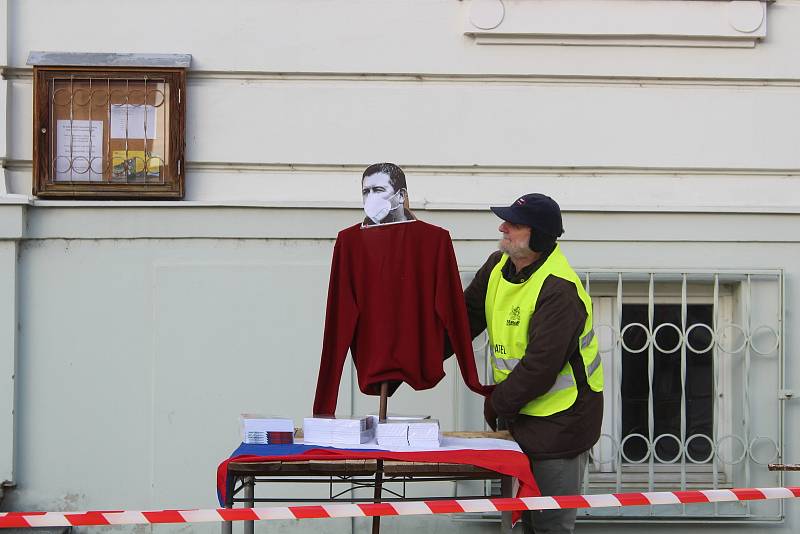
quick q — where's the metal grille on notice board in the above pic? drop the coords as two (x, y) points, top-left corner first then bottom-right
(48, 76), (169, 185)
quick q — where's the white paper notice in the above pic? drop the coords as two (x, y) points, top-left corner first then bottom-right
(55, 120), (104, 181)
(110, 104), (157, 139)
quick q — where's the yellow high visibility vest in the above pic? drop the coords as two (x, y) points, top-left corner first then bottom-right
(486, 245), (603, 417)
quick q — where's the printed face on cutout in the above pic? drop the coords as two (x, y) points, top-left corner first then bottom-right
(362, 172), (404, 224)
(362, 172), (398, 203)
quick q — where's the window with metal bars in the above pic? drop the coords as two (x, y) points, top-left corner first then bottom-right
(461, 268), (785, 522)
(580, 271), (784, 521)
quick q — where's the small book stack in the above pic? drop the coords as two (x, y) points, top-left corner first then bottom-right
(303, 416), (375, 445)
(240, 415), (295, 445)
(376, 418), (441, 448)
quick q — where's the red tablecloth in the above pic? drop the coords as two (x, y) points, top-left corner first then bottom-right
(217, 444), (539, 523)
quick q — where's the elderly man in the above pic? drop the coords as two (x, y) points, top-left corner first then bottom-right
(461, 193), (604, 534)
(361, 162), (414, 226)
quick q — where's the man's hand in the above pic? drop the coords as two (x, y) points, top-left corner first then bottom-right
(483, 394), (498, 431)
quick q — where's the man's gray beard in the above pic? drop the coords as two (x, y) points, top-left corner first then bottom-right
(498, 239), (529, 259)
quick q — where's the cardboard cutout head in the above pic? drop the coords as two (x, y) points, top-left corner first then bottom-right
(361, 163), (412, 226)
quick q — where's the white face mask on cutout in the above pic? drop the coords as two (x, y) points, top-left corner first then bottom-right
(364, 190), (402, 224)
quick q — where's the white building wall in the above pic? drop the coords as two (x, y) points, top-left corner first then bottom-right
(1, 1), (799, 532)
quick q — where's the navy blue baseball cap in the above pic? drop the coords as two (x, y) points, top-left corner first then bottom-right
(490, 193), (564, 237)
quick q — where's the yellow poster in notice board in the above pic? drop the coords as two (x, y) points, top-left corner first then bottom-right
(112, 150), (162, 180)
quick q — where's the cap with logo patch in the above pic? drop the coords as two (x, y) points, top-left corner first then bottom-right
(490, 193), (564, 237)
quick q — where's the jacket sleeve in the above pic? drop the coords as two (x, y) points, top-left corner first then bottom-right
(491, 276), (586, 418)
(312, 233), (360, 415)
(434, 231), (494, 397)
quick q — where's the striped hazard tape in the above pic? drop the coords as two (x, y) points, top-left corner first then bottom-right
(1, 487), (798, 528)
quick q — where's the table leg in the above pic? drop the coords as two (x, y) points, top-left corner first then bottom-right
(500, 475), (513, 534)
(244, 476), (255, 534)
(373, 382), (389, 534)
(372, 460), (383, 534)
(221, 473), (235, 534)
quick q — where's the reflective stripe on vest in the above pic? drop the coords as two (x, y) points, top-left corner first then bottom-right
(486, 245), (603, 417)
(493, 357), (518, 372)
(586, 352), (602, 377)
(492, 355), (576, 391)
(494, 335), (602, 381)
(581, 329), (595, 350)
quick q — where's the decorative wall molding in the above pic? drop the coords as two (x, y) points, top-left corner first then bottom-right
(8, 205), (800, 242)
(8, 159), (800, 176)
(465, 0), (768, 49)
(8, 69), (800, 86)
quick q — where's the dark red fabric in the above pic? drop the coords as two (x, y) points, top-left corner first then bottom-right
(313, 221), (493, 415)
(217, 448), (539, 523)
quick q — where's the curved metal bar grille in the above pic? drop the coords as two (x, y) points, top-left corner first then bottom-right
(49, 75), (169, 185)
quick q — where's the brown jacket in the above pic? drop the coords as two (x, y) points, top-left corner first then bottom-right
(464, 248), (603, 460)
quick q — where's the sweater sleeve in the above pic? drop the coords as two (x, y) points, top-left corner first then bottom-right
(434, 231), (494, 397)
(463, 251), (503, 339)
(443, 251), (502, 359)
(312, 233), (360, 415)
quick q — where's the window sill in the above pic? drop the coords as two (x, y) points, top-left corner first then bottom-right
(589, 464), (728, 489)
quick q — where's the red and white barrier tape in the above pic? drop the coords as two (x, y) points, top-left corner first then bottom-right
(1, 487), (798, 528)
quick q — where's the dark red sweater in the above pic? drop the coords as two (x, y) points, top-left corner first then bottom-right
(313, 220), (493, 415)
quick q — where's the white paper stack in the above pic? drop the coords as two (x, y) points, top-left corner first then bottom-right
(375, 421), (411, 448)
(376, 418), (441, 448)
(303, 416), (375, 445)
(240, 415), (295, 445)
(368, 414), (431, 427)
(407, 420), (442, 448)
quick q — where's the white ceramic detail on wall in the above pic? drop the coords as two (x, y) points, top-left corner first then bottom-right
(728, 0), (765, 33)
(469, 0), (505, 30)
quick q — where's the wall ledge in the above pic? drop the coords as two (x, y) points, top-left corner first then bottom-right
(465, 0), (768, 49)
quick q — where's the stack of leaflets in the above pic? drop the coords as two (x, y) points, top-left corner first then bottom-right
(240, 414), (295, 445)
(367, 413), (431, 427)
(303, 416), (375, 445)
(376, 418), (441, 448)
(407, 419), (442, 448)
